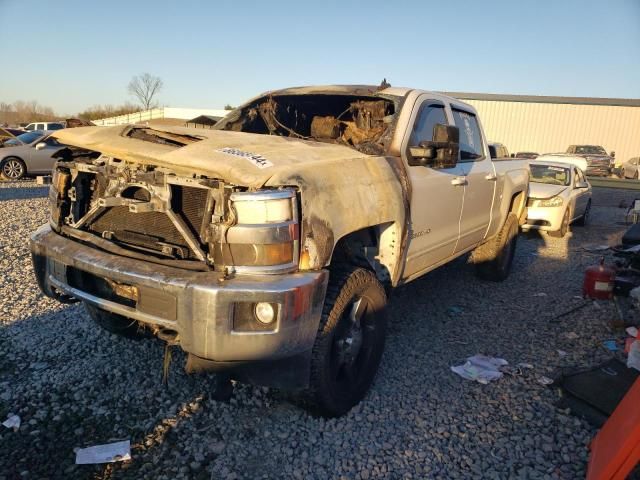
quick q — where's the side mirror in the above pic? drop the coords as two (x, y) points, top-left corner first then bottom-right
(576, 181), (589, 189)
(35, 142), (46, 150)
(408, 124), (459, 168)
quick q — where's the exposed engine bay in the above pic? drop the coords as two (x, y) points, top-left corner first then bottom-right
(215, 94), (397, 155)
(50, 149), (300, 274)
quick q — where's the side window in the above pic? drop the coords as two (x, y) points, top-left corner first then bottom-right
(452, 109), (485, 161)
(409, 103), (447, 147)
(36, 123), (45, 130)
(43, 137), (60, 147)
(25, 124), (34, 131)
(48, 123), (63, 130)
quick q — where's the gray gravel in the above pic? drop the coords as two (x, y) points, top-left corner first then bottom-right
(0, 180), (637, 479)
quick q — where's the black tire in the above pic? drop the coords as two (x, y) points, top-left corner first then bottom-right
(1, 157), (26, 180)
(548, 208), (570, 238)
(306, 267), (387, 417)
(474, 213), (519, 282)
(84, 302), (145, 339)
(574, 200), (591, 226)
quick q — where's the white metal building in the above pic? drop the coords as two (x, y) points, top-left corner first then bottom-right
(444, 92), (640, 166)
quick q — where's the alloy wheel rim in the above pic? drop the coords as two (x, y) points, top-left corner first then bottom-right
(3, 160), (23, 179)
(331, 296), (376, 388)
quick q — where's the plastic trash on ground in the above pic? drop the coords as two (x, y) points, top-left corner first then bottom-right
(451, 355), (508, 384)
(628, 339), (640, 372)
(75, 440), (131, 464)
(2, 414), (20, 431)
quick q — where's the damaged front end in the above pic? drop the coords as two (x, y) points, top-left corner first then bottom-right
(32, 139), (328, 389)
(48, 144), (300, 275)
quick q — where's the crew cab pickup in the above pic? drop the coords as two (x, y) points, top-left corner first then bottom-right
(30, 85), (529, 416)
(563, 145), (614, 177)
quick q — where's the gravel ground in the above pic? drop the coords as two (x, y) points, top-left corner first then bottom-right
(0, 180), (638, 479)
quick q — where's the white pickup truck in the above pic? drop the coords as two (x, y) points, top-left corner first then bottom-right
(30, 85), (529, 416)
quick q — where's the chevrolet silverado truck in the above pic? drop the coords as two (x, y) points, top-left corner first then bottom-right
(563, 145), (614, 177)
(30, 85), (529, 416)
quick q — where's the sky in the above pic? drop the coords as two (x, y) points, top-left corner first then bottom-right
(1, 0), (639, 115)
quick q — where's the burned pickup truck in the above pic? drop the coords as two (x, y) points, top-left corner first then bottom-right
(31, 85), (528, 416)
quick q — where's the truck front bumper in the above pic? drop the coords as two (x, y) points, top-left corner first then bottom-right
(30, 224), (328, 388)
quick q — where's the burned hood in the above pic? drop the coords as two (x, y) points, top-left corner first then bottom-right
(52, 125), (372, 188)
(529, 182), (568, 199)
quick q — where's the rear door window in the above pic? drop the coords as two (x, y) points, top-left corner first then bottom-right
(452, 109), (485, 161)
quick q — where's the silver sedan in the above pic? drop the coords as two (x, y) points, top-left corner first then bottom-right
(0, 130), (66, 180)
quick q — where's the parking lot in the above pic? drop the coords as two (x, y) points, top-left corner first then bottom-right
(0, 180), (635, 479)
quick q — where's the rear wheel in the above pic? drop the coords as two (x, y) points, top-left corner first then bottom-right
(306, 267), (387, 417)
(84, 302), (145, 339)
(549, 208), (570, 238)
(473, 213), (519, 282)
(1, 157), (26, 180)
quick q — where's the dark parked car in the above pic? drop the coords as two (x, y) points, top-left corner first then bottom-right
(515, 152), (539, 159)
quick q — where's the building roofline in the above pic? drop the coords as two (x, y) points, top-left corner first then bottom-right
(441, 92), (640, 108)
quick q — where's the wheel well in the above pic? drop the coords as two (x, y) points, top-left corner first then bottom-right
(1, 156), (26, 170)
(509, 191), (526, 224)
(330, 224), (395, 290)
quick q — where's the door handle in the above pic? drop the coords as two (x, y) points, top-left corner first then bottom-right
(451, 177), (467, 186)
(485, 173), (498, 181)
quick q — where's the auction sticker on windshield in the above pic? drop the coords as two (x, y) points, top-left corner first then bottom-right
(216, 148), (274, 169)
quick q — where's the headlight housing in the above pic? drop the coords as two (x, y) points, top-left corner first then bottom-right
(49, 166), (71, 230)
(209, 189), (299, 274)
(530, 196), (563, 208)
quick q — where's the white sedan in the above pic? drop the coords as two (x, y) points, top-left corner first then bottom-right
(522, 161), (592, 238)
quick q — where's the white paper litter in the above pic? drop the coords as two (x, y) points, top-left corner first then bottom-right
(537, 376), (554, 385)
(2, 414), (20, 431)
(75, 440), (131, 464)
(630, 287), (640, 302)
(557, 350), (568, 357)
(532, 292), (548, 297)
(451, 355), (508, 384)
(624, 244), (640, 253)
(628, 340), (640, 372)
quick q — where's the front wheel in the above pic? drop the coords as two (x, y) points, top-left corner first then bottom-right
(305, 267), (387, 417)
(548, 208), (570, 238)
(574, 200), (591, 226)
(473, 213), (519, 282)
(1, 157), (26, 180)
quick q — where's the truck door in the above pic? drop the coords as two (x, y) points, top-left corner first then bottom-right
(402, 98), (465, 279)
(451, 108), (495, 252)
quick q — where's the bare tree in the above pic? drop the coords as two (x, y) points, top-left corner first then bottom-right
(128, 73), (163, 110)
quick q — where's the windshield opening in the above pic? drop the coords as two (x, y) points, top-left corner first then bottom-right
(530, 164), (570, 186)
(215, 94), (396, 155)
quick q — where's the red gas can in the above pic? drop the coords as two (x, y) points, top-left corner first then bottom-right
(583, 260), (616, 300)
